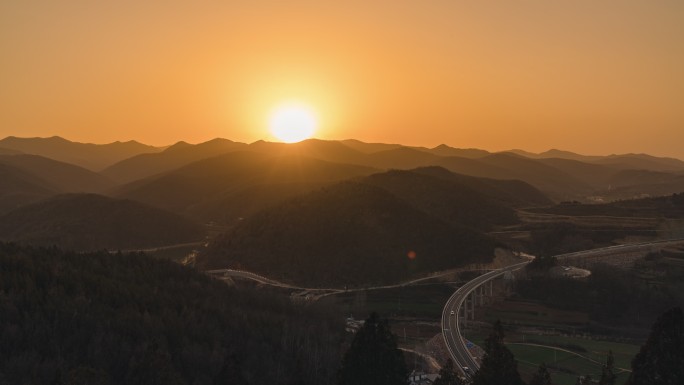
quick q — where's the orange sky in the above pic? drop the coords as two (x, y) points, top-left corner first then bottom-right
(1, 1), (683, 158)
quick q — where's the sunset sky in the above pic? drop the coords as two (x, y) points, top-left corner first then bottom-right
(1, 1), (683, 157)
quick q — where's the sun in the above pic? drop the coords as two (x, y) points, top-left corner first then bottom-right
(268, 103), (317, 143)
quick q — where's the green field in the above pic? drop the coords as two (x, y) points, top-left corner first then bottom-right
(331, 283), (457, 319)
(466, 330), (638, 385)
(509, 334), (640, 370)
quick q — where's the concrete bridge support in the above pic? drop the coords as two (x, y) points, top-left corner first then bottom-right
(459, 278), (498, 327)
(479, 285), (485, 306)
(470, 292), (476, 320)
(461, 299), (469, 328)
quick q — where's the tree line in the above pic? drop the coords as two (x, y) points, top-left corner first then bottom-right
(0, 243), (342, 385)
(339, 308), (682, 385)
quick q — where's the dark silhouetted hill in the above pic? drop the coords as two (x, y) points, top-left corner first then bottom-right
(4, 136), (684, 205)
(364, 147), (441, 169)
(0, 147), (23, 155)
(102, 138), (248, 183)
(594, 170), (684, 200)
(202, 182), (498, 287)
(478, 153), (591, 195)
(535, 157), (619, 190)
(0, 194), (204, 250)
(528, 193), (684, 219)
(115, 151), (377, 221)
(184, 181), (328, 224)
(593, 154), (684, 172)
(359, 169), (519, 230)
(412, 166), (552, 207)
(434, 153), (591, 201)
(0, 136), (163, 170)
(538, 148), (602, 162)
(249, 138), (369, 166)
(426, 144), (490, 158)
(432, 155), (513, 179)
(509, 148), (684, 172)
(340, 139), (404, 154)
(0, 163), (55, 214)
(0, 154), (114, 192)
(508, 148), (602, 163)
(534, 159), (684, 201)
(0, 243), (342, 385)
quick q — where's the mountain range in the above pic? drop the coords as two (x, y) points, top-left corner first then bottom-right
(0, 136), (163, 171)
(1, 135), (683, 284)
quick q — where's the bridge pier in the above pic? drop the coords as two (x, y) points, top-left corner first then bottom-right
(461, 300), (468, 328)
(470, 291), (476, 320)
(460, 278), (499, 328)
(479, 285), (485, 306)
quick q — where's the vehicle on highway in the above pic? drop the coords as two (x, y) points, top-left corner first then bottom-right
(450, 310), (455, 315)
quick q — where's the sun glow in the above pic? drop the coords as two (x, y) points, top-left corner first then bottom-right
(268, 103), (318, 143)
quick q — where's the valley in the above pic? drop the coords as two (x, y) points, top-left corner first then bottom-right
(1, 136), (683, 384)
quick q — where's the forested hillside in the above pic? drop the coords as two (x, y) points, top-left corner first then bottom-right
(0, 244), (343, 385)
(360, 169), (519, 230)
(202, 181), (498, 287)
(529, 193), (684, 218)
(115, 151), (377, 221)
(0, 194), (204, 251)
(0, 163), (54, 214)
(0, 154), (114, 192)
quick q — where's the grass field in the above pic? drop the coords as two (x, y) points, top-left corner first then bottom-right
(466, 327), (639, 385)
(509, 334), (640, 370)
(331, 283), (457, 319)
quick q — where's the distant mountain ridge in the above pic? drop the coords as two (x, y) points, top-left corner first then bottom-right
(0, 136), (163, 171)
(0, 154), (117, 214)
(0, 163), (55, 214)
(360, 169), (519, 230)
(1, 135), (683, 286)
(102, 138), (247, 183)
(0, 154), (114, 193)
(2, 136), (684, 207)
(114, 151), (378, 220)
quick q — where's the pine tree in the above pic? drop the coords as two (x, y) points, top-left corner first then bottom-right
(599, 350), (616, 385)
(628, 307), (684, 385)
(529, 363), (553, 385)
(433, 358), (462, 385)
(472, 320), (523, 385)
(338, 312), (407, 385)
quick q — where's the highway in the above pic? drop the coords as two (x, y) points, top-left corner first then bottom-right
(441, 260), (530, 379)
(205, 267), (470, 299)
(441, 238), (684, 379)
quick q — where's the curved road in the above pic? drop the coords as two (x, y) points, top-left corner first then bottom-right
(442, 238), (684, 379)
(441, 261), (530, 379)
(205, 267), (469, 299)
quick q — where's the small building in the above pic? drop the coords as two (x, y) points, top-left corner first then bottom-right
(344, 316), (365, 333)
(409, 370), (433, 385)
